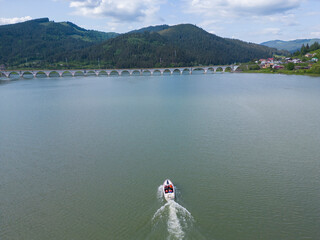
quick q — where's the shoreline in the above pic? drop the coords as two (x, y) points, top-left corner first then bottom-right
(239, 70), (320, 77)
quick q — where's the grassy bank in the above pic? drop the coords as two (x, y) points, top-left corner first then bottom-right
(241, 70), (320, 77)
(238, 63), (320, 77)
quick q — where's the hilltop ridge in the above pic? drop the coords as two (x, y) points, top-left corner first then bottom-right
(261, 39), (320, 52)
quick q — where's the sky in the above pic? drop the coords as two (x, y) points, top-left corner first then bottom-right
(0, 0), (319, 43)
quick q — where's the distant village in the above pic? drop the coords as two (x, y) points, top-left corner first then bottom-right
(257, 52), (318, 70)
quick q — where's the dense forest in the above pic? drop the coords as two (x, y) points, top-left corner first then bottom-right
(0, 19), (287, 69)
(292, 42), (320, 56)
(0, 18), (117, 68)
(157, 24), (283, 66)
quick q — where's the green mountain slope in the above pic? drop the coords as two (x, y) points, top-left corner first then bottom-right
(67, 31), (194, 68)
(261, 39), (320, 52)
(0, 18), (118, 67)
(0, 19), (287, 69)
(158, 24), (283, 65)
(66, 24), (286, 68)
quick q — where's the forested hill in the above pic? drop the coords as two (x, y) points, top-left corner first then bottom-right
(157, 24), (282, 66)
(66, 24), (286, 68)
(0, 19), (286, 69)
(0, 18), (118, 67)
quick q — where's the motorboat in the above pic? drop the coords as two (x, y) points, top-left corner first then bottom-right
(163, 179), (175, 201)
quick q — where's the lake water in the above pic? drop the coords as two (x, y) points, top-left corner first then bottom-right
(0, 73), (320, 240)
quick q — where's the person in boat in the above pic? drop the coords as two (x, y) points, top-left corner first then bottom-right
(164, 184), (174, 193)
(164, 185), (169, 193)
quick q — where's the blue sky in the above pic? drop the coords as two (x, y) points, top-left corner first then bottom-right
(0, 0), (319, 43)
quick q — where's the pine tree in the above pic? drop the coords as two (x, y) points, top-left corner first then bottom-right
(301, 44), (306, 55)
(310, 42), (320, 51)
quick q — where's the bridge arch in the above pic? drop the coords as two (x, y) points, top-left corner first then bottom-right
(22, 71), (34, 79)
(216, 67), (223, 72)
(74, 71), (85, 77)
(142, 70), (151, 76)
(207, 67), (215, 73)
(98, 70), (108, 76)
(173, 69), (181, 75)
(49, 71), (60, 77)
(62, 71), (73, 77)
(9, 72), (20, 78)
(86, 70), (97, 76)
(153, 69), (161, 76)
(163, 69), (171, 75)
(182, 68), (190, 75)
(225, 67), (232, 72)
(121, 70), (130, 76)
(131, 70), (141, 76)
(35, 71), (47, 78)
(110, 70), (119, 76)
(193, 68), (205, 74)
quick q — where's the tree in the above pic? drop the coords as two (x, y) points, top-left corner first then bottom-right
(286, 62), (295, 70)
(301, 44), (307, 55)
(293, 50), (300, 56)
(310, 42), (320, 51)
(306, 43), (310, 51)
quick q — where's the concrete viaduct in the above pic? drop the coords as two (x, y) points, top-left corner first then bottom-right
(0, 65), (239, 78)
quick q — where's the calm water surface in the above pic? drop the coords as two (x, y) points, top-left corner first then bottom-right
(0, 73), (320, 240)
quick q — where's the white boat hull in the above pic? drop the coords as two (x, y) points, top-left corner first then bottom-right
(163, 179), (175, 201)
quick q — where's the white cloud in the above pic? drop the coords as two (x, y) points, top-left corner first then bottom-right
(252, 13), (298, 26)
(306, 11), (320, 16)
(186, 0), (302, 17)
(311, 32), (320, 38)
(0, 16), (32, 25)
(247, 28), (283, 41)
(228, 0), (300, 15)
(68, 0), (164, 23)
(260, 28), (282, 35)
(183, 0), (304, 41)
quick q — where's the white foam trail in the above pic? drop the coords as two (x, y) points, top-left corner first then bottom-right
(153, 194), (193, 240)
(152, 202), (170, 221)
(167, 200), (185, 239)
(157, 185), (164, 202)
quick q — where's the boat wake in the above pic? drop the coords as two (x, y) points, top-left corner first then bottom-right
(152, 185), (194, 240)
